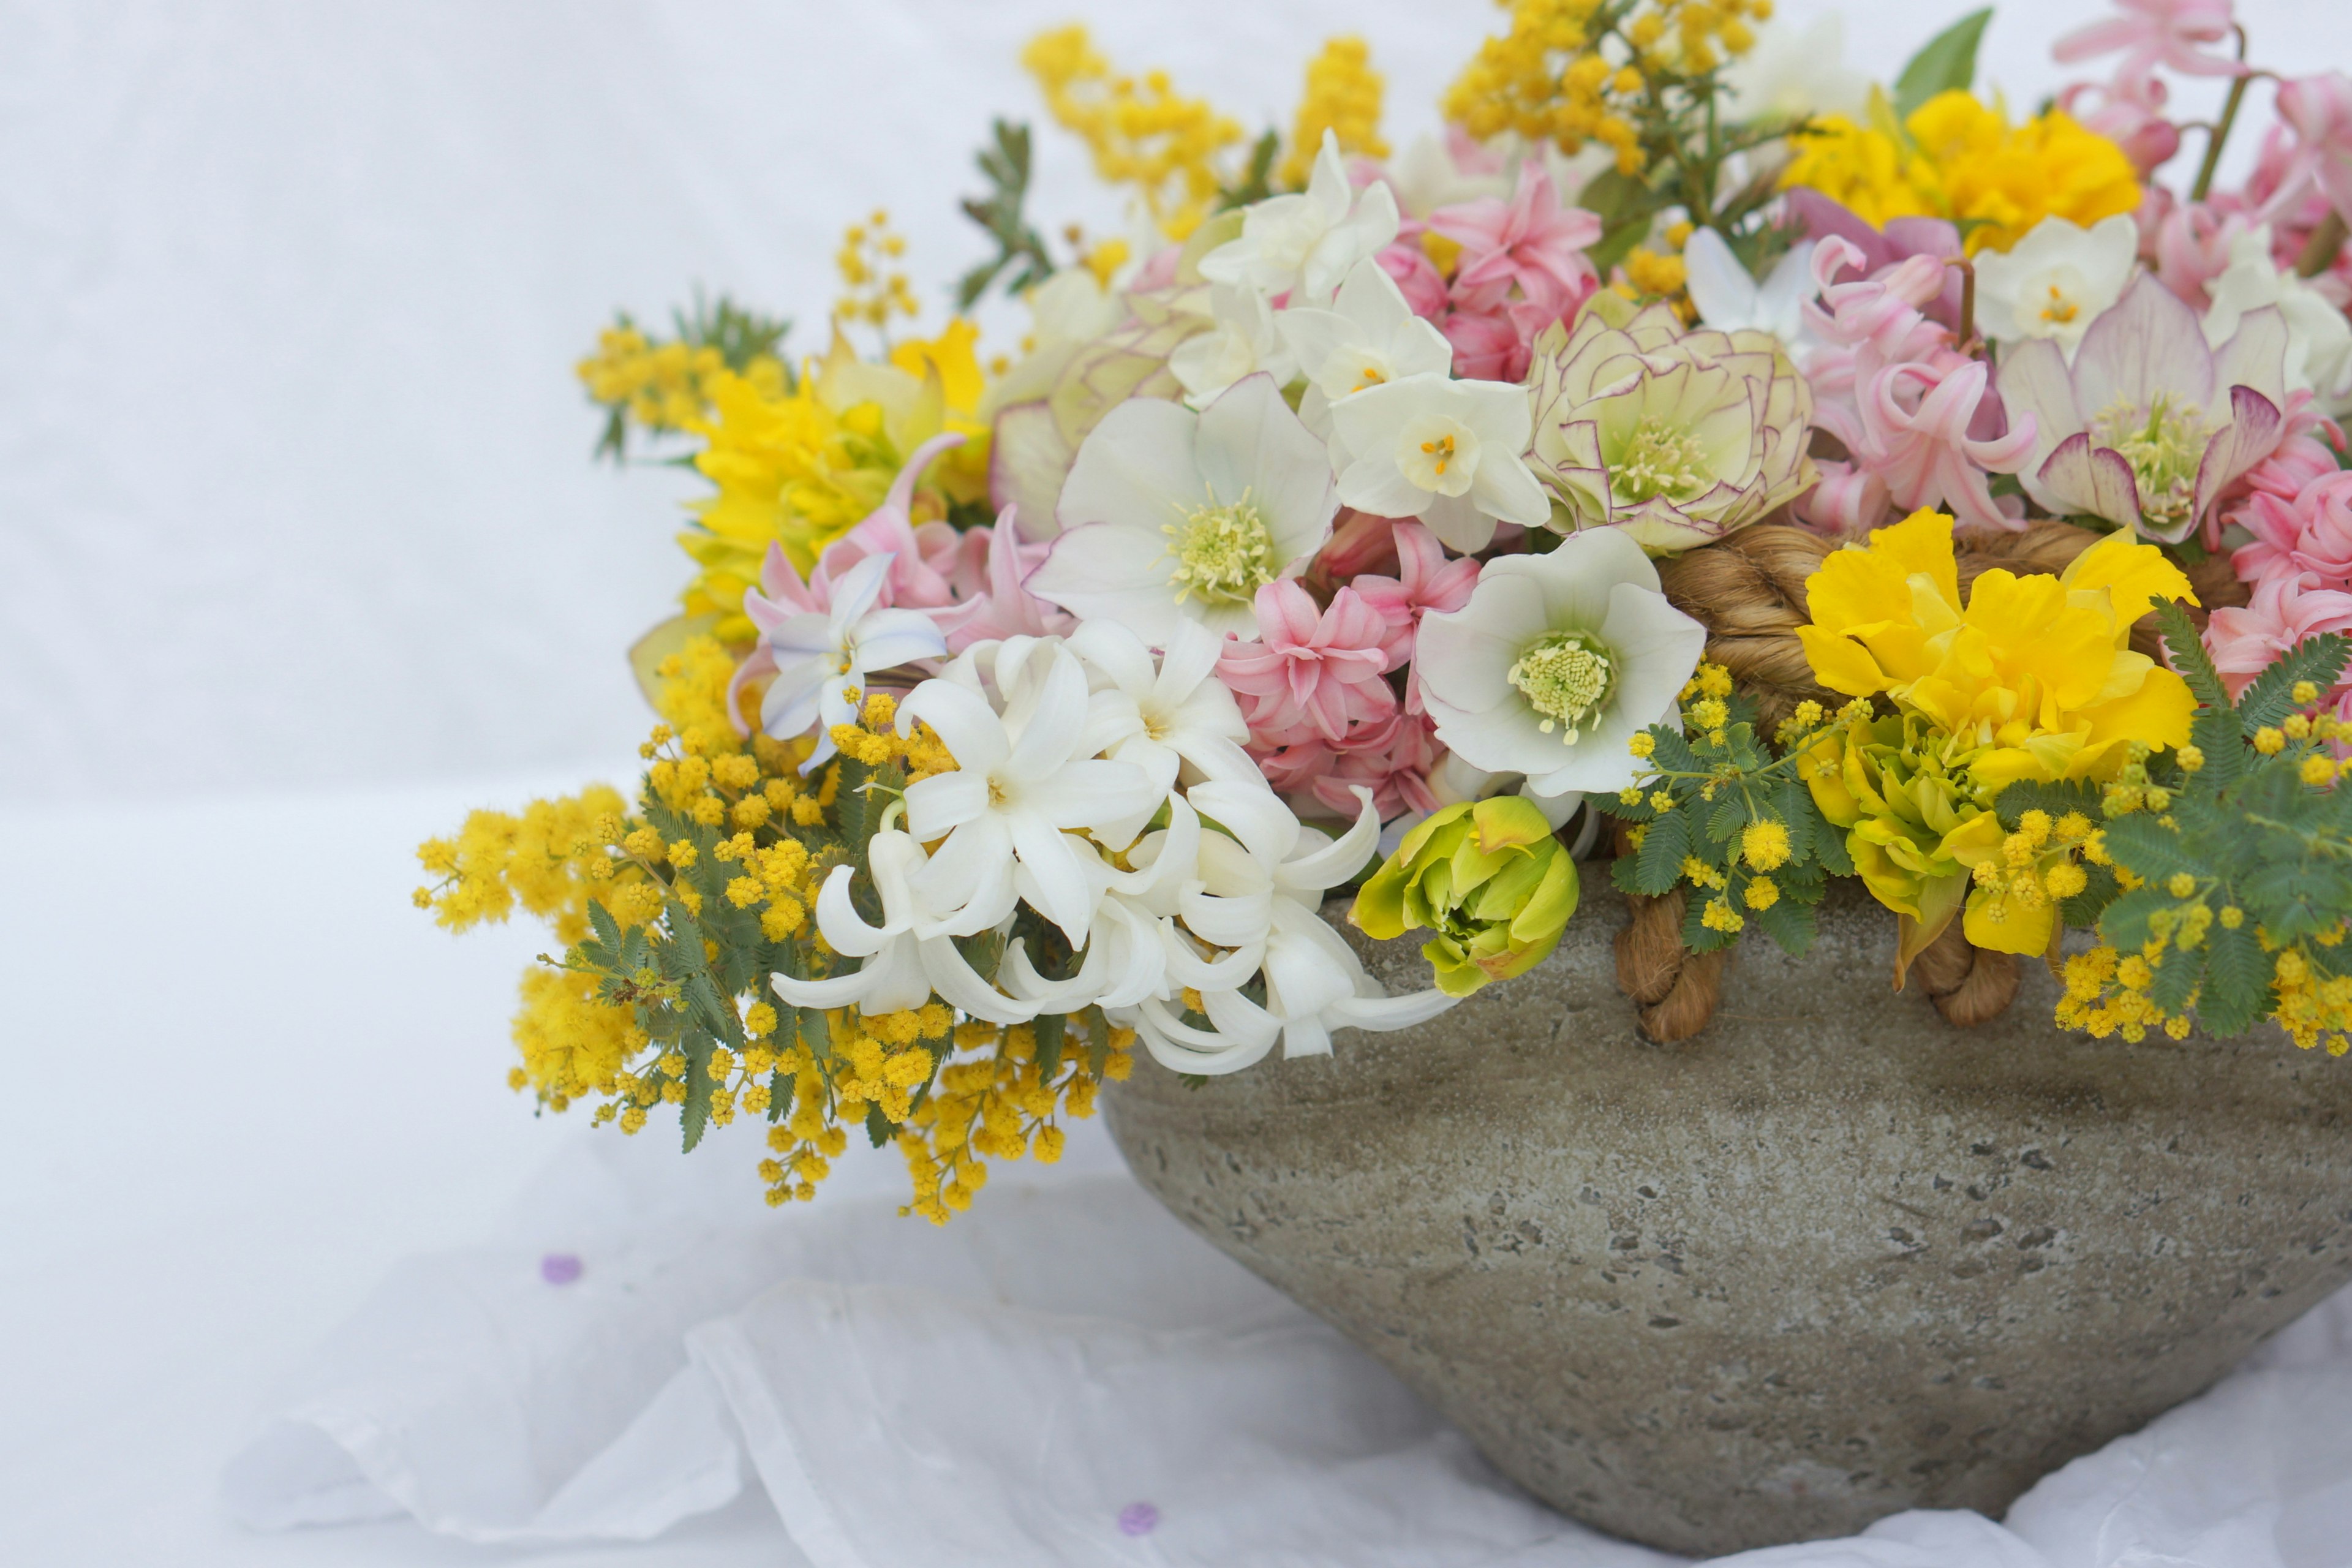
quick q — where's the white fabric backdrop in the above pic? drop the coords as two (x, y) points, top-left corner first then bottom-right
(3, 0), (2339, 804)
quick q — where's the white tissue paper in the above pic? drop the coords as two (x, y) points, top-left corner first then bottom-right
(222, 1121), (2352, 1567)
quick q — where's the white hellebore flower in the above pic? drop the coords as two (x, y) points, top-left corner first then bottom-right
(1328, 372), (1551, 554)
(756, 551), (948, 770)
(1416, 528), (1706, 797)
(1682, 227), (1818, 346)
(1199, 129), (1400, 306)
(1032, 373), (1338, 643)
(1277, 257), (1457, 437)
(772, 829), (1035, 1025)
(2204, 225), (2352, 415)
(1128, 785), (1455, 1073)
(1972, 213), (2138, 359)
(1169, 283), (1300, 407)
(894, 639), (1160, 944)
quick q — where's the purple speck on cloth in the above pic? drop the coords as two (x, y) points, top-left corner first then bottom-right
(1117, 1502), (1160, 1537)
(540, 1253), (583, 1285)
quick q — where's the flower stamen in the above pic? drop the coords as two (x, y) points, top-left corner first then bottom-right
(1161, 489), (1278, 606)
(1509, 631), (1617, 744)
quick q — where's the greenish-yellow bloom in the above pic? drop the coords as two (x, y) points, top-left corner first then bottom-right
(1350, 797), (1579, 997)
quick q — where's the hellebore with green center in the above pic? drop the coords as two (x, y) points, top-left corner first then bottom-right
(1351, 796), (1581, 997)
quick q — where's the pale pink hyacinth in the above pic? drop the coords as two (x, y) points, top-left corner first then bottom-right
(2205, 571), (2352, 696)
(1350, 520), (1479, 669)
(2273, 72), (2352, 225)
(1373, 239), (1450, 318)
(2061, 75), (2182, 175)
(1218, 581), (1398, 749)
(2052, 0), (2247, 102)
(1307, 711), (1446, 821)
(2235, 468), (2352, 584)
(2145, 193), (2254, 307)
(1424, 164), (1603, 382)
(1798, 238), (2034, 533)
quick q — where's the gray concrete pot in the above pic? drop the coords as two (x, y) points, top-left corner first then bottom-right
(1102, 875), (2352, 1557)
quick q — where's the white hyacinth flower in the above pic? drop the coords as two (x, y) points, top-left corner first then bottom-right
(1415, 528), (1706, 797)
(1198, 129), (1400, 306)
(756, 551), (948, 770)
(1327, 372), (1551, 554)
(1032, 373), (1337, 643)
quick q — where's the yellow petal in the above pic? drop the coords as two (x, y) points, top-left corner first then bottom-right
(2061, 529), (2197, 628)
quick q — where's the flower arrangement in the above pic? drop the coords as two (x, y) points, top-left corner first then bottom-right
(426, 0), (2352, 1219)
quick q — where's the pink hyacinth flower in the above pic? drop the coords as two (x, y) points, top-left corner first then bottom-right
(1851, 358), (2036, 533)
(1351, 520), (1479, 669)
(1428, 164), (1602, 321)
(1308, 711), (1446, 821)
(1795, 459), (1894, 536)
(1217, 581), (1397, 749)
(2060, 75), (2183, 175)
(2053, 0), (2247, 103)
(950, 507), (1072, 650)
(2234, 467), (2352, 586)
(1373, 239), (1450, 320)
(810, 431), (971, 610)
(2206, 571), (2352, 696)
(1437, 304), (1528, 382)
(2272, 72), (2352, 226)
(2147, 195), (2253, 308)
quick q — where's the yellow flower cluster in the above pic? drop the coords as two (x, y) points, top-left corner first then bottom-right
(899, 1019), (1136, 1223)
(1280, 36), (1389, 190)
(1959, 807), (2100, 956)
(2057, 922), (2352, 1054)
(1444, 0), (1766, 175)
(681, 322), (988, 632)
(832, 209), (921, 337)
(1780, 90), (2141, 255)
(1023, 25), (1244, 240)
(578, 325), (785, 434)
(415, 784), (634, 944)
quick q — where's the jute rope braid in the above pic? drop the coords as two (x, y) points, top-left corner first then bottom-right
(1906, 918), (2022, 1027)
(1610, 823), (1732, 1044)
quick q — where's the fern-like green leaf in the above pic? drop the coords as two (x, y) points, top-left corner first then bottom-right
(2236, 633), (2352, 734)
(2152, 601), (2231, 712)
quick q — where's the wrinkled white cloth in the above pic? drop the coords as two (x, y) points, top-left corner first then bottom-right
(224, 1123), (2352, 1567)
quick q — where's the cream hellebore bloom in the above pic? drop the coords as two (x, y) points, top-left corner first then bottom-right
(1972, 213), (2139, 359)
(1169, 282), (1300, 407)
(2204, 225), (2352, 415)
(752, 551), (948, 770)
(1199, 130), (1400, 306)
(1526, 293), (1815, 552)
(894, 639), (1161, 944)
(1278, 257), (1457, 436)
(1681, 228), (1819, 345)
(1329, 373), (1550, 554)
(1031, 373), (1338, 643)
(1416, 528), (1707, 797)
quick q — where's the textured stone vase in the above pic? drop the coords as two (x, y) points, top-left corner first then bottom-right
(1102, 875), (2352, 1556)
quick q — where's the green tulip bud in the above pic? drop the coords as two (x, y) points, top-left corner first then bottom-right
(1350, 796), (1580, 997)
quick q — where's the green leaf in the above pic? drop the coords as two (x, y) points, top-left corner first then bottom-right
(2236, 633), (2351, 734)
(1647, 725), (1700, 776)
(2100, 815), (2210, 889)
(864, 1104), (897, 1149)
(680, 1031), (715, 1153)
(2188, 709), (2245, 791)
(1084, 1005), (1111, 1079)
(1035, 1010), (1065, 1079)
(1632, 809), (1693, 896)
(2060, 861), (2120, 929)
(2199, 918), (2272, 1036)
(587, 899), (624, 957)
(2099, 884), (2174, 951)
(1705, 793), (1750, 846)
(1577, 168), (1659, 276)
(1754, 895), (1818, 957)
(684, 970), (746, 1048)
(1892, 9), (1991, 122)
(2149, 943), (2204, 1015)
(2150, 601), (2232, 713)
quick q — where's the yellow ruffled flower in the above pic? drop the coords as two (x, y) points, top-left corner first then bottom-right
(1796, 509), (2196, 957)
(1781, 89), (2141, 255)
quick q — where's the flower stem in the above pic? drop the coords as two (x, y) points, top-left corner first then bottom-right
(2189, 26), (2253, 203)
(1947, 257), (1978, 352)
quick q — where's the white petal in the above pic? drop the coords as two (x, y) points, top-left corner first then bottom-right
(1056, 397), (1203, 534)
(896, 679), (1011, 774)
(902, 769), (990, 840)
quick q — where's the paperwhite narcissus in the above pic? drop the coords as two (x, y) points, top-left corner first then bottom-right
(1278, 257), (1457, 437)
(1198, 129), (1400, 306)
(1169, 282), (1299, 407)
(1328, 372), (1550, 554)
(1415, 529), (1706, 798)
(1031, 373), (1337, 643)
(1972, 213), (2139, 358)
(2203, 224), (2352, 415)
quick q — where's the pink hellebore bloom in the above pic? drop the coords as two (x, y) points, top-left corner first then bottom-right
(2205, 571), (2352, 696)
(1428, 164), (1602, 321)
(2052, 0), (2247, 102)
(1217, 581), (1397, 750)
(1351, 519), (1479, 670)
(1996, 273), (2290, 543)
(2273, 72), (2352, 226)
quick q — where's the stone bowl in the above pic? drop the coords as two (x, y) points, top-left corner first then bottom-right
(1101, 875), (2352, 1557)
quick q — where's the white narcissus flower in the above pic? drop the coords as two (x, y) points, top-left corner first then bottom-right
(1416, 529), (1706, 797)
(894, 640), (1160, 944)
(1198, 130), (1400, 306)
(2204, 225), (2352, 416)
(1169, 284), (1299, 407)
(1681, 228), (1817, 347)
(771, 830), (1036, 1024)
(1328, 372), (1550, 554)
(1031, 373), (1338, 643)
(753, 551), (948, 771)
(1277, 257), (1457, 436)
(1972, 213), (2139, 359)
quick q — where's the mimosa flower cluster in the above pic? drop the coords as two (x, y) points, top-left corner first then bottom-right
(434, 0), (2352, 1219)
